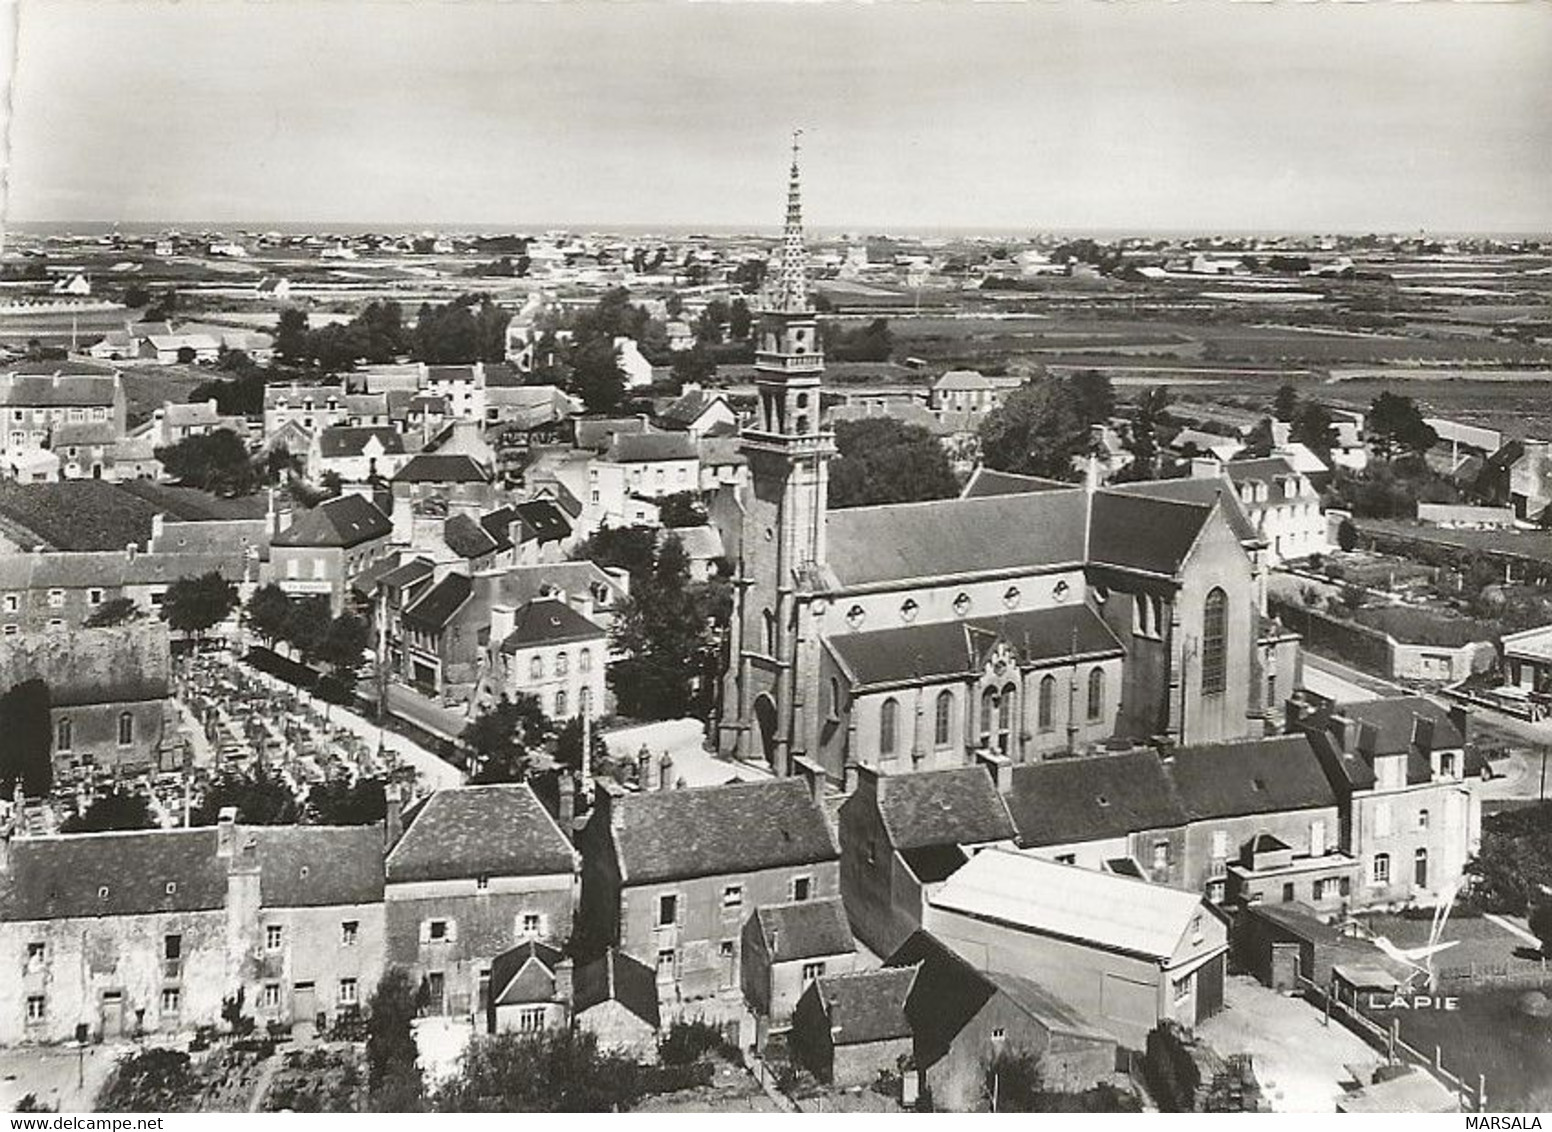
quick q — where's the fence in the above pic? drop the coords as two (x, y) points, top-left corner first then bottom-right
(1269, 597), (1393, 677)
(1295, 974), (1485, 1112)
(1436, 957), (1552, 989)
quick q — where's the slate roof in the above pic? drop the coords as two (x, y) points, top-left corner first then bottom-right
(825, 491), (1088, 588)
(573, 949), (660, 1028)
(513, 499), (571, 543)
(394, 453), (491, 484)
(401, 572), (473, 630)
(1, 829), (227, 922)
(959, 467), (1072, 499)
(386, 783), (575, 883)
(263, 383), (346, 410)
(574, 416), (650, 452)
(1167, 735), (1336, 820)
(490, 940), (564, 1007)
(826, 605), (1122, 689)
(443, 513), (499, 560)
(1300, 696), (1471, 788)
(605, 432), (699, 463)
(933, 369), (1022, 393)
(272, 494), (393, 549)
(748, 897), (855, 962)
(930, 848), (1209, 961)
(608, 778), (837, 885)
(658, 388), (726, 429)
(499, 598), (606, 651)
(1087, 491), (1215, 575)
(1224, 455), (1300, 485)
(810, 968), (916, 1046)
(887, 930), (1109, 1067)
(477, 507), (518, 553)
(254, 825), (385, 908)
(480, 561), (627, 611)
(1004, 751), (1188, 848)
(899, 843), (969, 884)
(0, 371), (119, 407)
(870, 766), (1017, 852)
(317, 425), (405, 459)
(376, 556), (436, 590)
(1111, 476), (1259, 543)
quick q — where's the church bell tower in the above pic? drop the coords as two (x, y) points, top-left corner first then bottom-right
(718, 135), (834, 773)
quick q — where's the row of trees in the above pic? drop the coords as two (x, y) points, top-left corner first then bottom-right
(244, 585), (370, 690)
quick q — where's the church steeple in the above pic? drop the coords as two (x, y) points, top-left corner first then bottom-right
(771, 132), (810, 315)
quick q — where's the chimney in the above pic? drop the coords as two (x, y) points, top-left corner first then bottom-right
(791, 756), (826, 803)
(554, 957), (574, 1015)
(1329, 714), (1354, 753)
(149, 512), (165, 551)
(1411, 715), (1436, 754)
(558, 772), (576, 843)
(1448, 703), (1470, 745)
(384, 783), (404, 848)
(1190, 457), (1221, 480)
(976, 749), (1014, 794)
(216, 806), (239, 858)
(490, 603), (518, 649)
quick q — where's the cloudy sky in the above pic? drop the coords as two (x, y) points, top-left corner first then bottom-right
(6, 0), (1551, 233)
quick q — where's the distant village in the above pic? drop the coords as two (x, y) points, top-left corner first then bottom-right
(1, 155), (1552, 1115)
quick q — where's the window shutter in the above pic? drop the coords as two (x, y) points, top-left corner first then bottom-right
(419, 920), (431, 944)
(445, 919), (458, 943)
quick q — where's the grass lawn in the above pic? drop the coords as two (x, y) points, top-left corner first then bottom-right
(121, 364), (211, 425)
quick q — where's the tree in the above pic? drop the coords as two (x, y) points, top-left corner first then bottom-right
(569, 338), (627, 414)
(367, 969), (425, 1111)
(435, 1029), (643, 1113)
(669, 345), (716, 389)
(275, 308), (312, 367)
(84, 597), (144, 628)
(1531, 901), (1552, 959)
(193, 767), (301, 825)
(155, 430), (260, 496)
(163, 572), (239, 642)
(61, 789), (154, 833)
(1119, 386), (1171, 483)
(244, 584), (293, 648)
(1368, 392), (1438, 459)
(283, 595), (333, 660)
(1337, 517), (1359, 552)
(1273, 383), (1301, 423)
(824, 318), (892, 362)
(569, 525), (659, 585)
(462, 695), (552, 782)
(1291, 399), (1338, 461)
(554, 717), (609, 777)
(984, 1049), (1141, 1112)
(307, 776), (387, 825)
(727, 298), (752, 341)
(1067, 370), (1115, 426)
(1240, 417), (1277, 459)
(1465, 801), (1552, 913)
(610, 536), (723, 720)
(412, 295), (510, 365)
(0, 679), (52, 798)
(828, 418), (959, 509)
(655, 491), (707, 529)
(316, 614), (370, 676)
(978, 377), (1089, 480)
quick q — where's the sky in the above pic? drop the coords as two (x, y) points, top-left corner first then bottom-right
(5, 0), (1552, 234)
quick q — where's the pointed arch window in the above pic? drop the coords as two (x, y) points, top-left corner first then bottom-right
(934, 690), (953, 748)
(1202, 588), (1228, 696)
(880, 698), (900, 758)
(980, 687), (998, 749)
(1087, 667), (1106, 722)
(997, 683), (1017, 755)
(1038, 675), (1057, 733)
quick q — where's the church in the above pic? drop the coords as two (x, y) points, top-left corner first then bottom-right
(711, 150), (1302, 783)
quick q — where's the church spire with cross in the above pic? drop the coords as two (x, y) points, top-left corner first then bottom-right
(770, 130), (811, 315)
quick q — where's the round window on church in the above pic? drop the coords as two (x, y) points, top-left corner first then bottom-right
(1003, 586), (1021, 609)
(953, 592), (972, 617)
(900, 598), (919, 623)
(1053, 580), (1071, 603)
(846, 604), (866, 629)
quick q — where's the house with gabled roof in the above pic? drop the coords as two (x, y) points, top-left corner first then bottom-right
(0, 811), (388, 1044)
(270, 492), (394, 613)
(886, 930), (1118, 1109)
(262, 382), (348, 439)
(740, 895), (857, 1029)
(789, 966), (916, 1089)
(923, 848), (1228, 1049)
(384, 783), (578, 1017)
(657, 383), (737, 438)
(838, 761), (1017, 957)
(1293, 695), (1481, 909)
(577, 777), (839, 1031)
(573, 948), (661, 1059)
(485, 939), (570, 1036)
(310, 425), (410, 483)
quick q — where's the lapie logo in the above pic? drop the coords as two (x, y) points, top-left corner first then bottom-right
(1364, 992), (1460, 1011)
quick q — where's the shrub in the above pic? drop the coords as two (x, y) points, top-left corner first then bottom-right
(657, 1020), (733, 1066)
(99, 1049), (202, 1112)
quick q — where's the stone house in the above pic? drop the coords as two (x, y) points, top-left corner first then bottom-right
(576, 777), (839, 1031)
(485, 940), (570, 1036)
(739, 896), (856, 1032)
(789, 967), (916, 1088)
(573, 948), (660, 1060)
(383, 784), (577, 1019)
